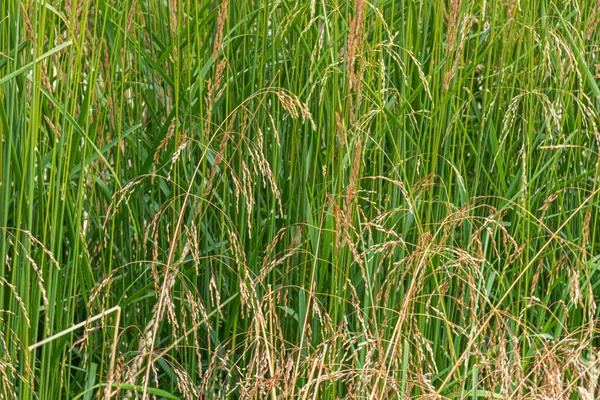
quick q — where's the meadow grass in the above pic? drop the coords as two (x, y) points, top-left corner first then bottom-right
(1, 0), (600, 398)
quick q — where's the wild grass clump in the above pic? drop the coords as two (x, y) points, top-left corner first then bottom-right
(1, 0), (600, 398)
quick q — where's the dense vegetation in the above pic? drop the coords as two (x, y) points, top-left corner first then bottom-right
(1, 0), (600, 398)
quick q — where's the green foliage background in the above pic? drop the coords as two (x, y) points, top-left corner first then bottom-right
(1, 0), (600, 398)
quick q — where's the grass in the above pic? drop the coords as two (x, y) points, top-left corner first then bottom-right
(1, 0), (600, 398)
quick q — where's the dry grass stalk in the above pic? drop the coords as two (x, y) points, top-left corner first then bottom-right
(213, 0), (229, 62)
(126, 0), (139, 35)
(43, 116), (61, 140)
(344, 138), (362, 235)
(346, 0), (366, 90)
(587, 0), (600, 38)
(346, 0), (366, 125)
(205, 59), (227, 137)
(170, 0), (178, 35)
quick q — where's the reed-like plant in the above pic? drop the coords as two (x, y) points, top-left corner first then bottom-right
(1, 0), (600, 398)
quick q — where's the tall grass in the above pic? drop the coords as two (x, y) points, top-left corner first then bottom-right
(1, 0), (600, 398)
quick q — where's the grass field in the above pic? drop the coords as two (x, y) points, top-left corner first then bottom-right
(1, 0), (600, 398)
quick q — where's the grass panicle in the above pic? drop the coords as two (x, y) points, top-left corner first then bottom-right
(1, 0), (600, 399)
